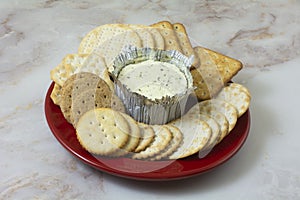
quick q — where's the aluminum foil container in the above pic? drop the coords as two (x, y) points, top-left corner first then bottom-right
(111, 46), (194, 125)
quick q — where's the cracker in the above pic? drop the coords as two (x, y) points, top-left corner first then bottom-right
(173, 23), (198, 66)
(71, 86), (112, 126)
(191, 46), (243, 100)
(60, 72), (110, 123)
(180, 104), (220, 149)
(128, 24), (155, 48)
(50, 83), (62, 106)
(151, 125), (183, 160)
(217, 84), (251, 117)
(148, 27), (164, 50)
(110, 95), (126, 113)
(66, 53), (114, 90)
(111, 113), (141, 157)
(50, 61), (69, 86)
(228, 82), (251, 96)
(50, 53), (114, 91)
(168, 106), (211, 159)
(199, 110), (228, 143)
(76, 108), (130, 155)
(199, 114), (220, 150)
(194, 46), (243, 82)
(151, 21), (182, 51)
(199, 99), (238, 134)
(134, 123), (155, 153)
(78, 24), (141, 54)
(132, 125), (172, 159)
(78, 24), (142, 71)
(190, 66), (225, 101)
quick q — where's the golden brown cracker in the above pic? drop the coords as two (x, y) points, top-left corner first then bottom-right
(151, 21), (182, 51)
(76, 108), (130, 155)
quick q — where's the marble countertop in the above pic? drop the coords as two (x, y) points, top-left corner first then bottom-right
(1, 0), (300, 199)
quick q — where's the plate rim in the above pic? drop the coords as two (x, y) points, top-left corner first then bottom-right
(44, 82), (251, 181)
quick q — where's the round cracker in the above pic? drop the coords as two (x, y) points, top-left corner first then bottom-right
(201, 111), (228, 143)
(185, 104), (221, 149)
(76, 108), (130, 155)
(217, 84), (251, 117)
(71, 87), (112, 126)
(168, 106), (212, 159)
(199, 99), (238, 133)
(60, 72), (111, 124)
(132, 125), (172, 159)
(151, 125), (183, 160)
(111, 113), (141, 157)
(110, 95), (126, 113)
(228, 83), (251, 96)
(199, 114), (220, 150)
(134, 123), (155, 153)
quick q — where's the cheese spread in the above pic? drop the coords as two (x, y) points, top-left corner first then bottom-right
(118, 60), (188, 100)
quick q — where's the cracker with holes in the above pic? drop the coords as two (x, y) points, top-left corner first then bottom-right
(111, 113), (141, 157)
(76, 108), (130, 155)
(50, 53), (113, 89)
(191, 46), (243, 100)
(60, 72), (100, 123)
(134, 123), (155, 153)
(183, 107), (222, 150)
(48, 21), (251, 161)
(60, 72), (111, 124)
(128, 24), (155, 48)
(78, 24), (142, 71)
(151, 21), (182, 51)
(132, 125), (172, 159)
(173, 23), (198, 66)
(151, 125), (183, 160)
(50, 83), (62, 106)
(217, 83), (251, 117)
(200, 109), (229, 144)
(199, 99), (238, 134)
(168, 106), (212, 159)
(50, 61), (69, 87)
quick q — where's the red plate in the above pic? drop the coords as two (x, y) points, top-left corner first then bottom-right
(45, 82), (250, 181)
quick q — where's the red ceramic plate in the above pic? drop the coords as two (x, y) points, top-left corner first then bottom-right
(45, 82), (250, 181)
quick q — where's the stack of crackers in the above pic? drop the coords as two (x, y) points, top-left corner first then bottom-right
(50, 21), (251, 160)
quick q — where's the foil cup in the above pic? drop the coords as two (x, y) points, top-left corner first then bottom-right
(111, 46), (194, 125)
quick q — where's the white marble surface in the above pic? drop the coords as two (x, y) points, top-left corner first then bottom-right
(1, 0), (300, 199)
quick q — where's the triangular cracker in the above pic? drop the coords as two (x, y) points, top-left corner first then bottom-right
(191, 46), (243, 100)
